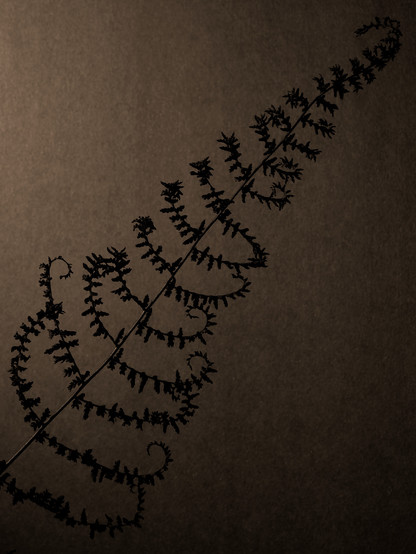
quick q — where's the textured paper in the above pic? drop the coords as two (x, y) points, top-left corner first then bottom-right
(1, 1), (415, 552)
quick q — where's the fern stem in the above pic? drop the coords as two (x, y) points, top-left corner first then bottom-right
(0, 89), (328, 474)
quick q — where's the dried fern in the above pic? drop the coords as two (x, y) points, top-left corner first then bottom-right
(0, 17), (402, 539)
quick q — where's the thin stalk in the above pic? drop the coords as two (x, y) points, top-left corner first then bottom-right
(1, 64), (374, 476)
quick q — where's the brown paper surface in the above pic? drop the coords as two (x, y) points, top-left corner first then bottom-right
(1, 1), (415, 552)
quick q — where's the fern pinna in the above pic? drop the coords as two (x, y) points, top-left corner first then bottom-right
(0, 17), (402, 539)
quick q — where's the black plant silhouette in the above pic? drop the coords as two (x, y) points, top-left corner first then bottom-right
(0, 17), (402, 539)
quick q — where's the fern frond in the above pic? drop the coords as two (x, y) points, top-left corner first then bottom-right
(1, 16), (402, 538)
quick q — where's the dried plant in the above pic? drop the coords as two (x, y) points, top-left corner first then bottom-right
(0, 17), (402, 539)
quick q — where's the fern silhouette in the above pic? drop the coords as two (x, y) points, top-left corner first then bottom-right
(0, 17), (402, 539)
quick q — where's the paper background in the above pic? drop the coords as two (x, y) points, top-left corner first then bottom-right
(0, 1), (415, 552)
